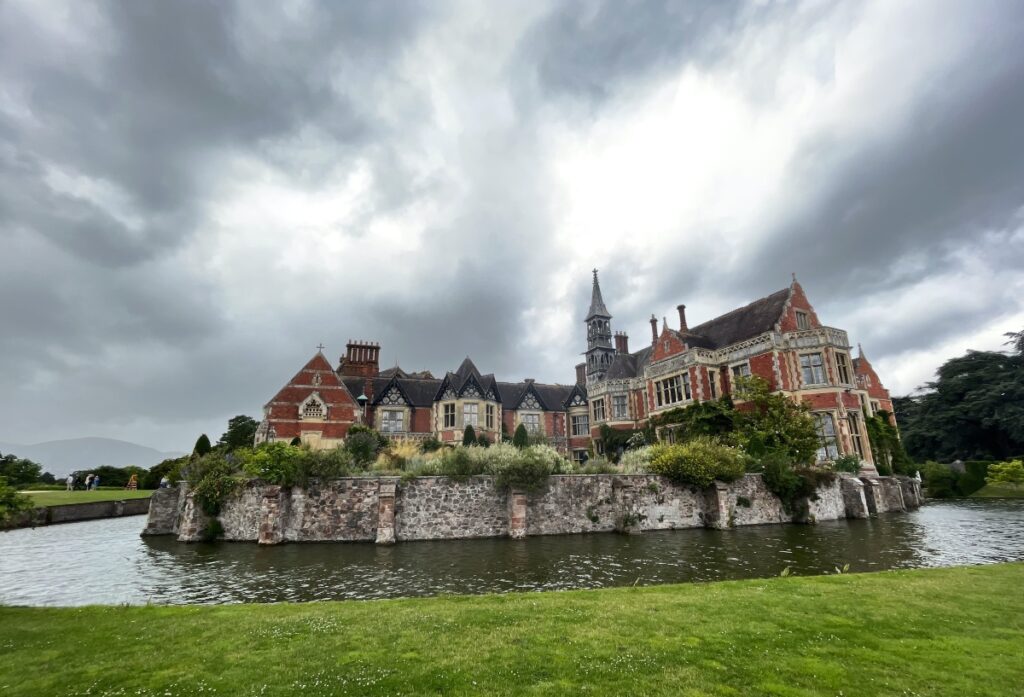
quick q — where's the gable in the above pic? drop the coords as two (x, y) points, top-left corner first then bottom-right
(650, 328), (687, 363)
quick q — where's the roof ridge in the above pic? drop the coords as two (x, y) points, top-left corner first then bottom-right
(689, 287), (789, 332)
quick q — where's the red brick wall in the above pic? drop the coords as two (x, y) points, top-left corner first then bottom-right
(650, 328), (686, 363)
(778, 282), (823, 333)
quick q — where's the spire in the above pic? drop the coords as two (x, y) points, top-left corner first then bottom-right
(585, 268), (611, 320)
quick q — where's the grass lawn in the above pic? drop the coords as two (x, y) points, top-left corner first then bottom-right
(971, 483), (1024, 498)
(23, 489), (152, 507)
(1, 563), (1022, 696)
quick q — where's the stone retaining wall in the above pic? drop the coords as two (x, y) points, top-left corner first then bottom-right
(144, 473), (923, 545)
(6, 497), (151, 530)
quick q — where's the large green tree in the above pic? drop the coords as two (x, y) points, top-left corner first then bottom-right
(896, 338), (1024, 462)
(217, 415), (260, 452)
(0, 453), (42, 488)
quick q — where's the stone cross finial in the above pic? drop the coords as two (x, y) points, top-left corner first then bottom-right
(316, 343), (326, 352)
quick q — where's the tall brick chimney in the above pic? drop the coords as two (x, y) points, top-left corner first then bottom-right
(650, 314), (658, 345)
(575, 362), (586, 386)
(677, 304), (688, 332)
(614, 331), (629, 354)
(339, 340), (380, 378)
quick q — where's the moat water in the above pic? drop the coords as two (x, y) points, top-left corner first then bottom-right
(1, 499), (1023, 606)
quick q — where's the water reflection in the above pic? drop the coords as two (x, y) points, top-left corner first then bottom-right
(1, 499), (1022, 606)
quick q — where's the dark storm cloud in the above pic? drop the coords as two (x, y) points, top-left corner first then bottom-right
(1, 0), (1022, 449)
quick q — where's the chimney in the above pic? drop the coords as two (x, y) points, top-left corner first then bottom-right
(614, 331), (629, 354)
(677, 304), (687, 332)
(340, 340), (381, 377)
(575, 362), (586, 385)
(650, 314), (658, 344)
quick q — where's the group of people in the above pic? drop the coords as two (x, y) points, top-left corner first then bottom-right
(66, 473), (101, 491)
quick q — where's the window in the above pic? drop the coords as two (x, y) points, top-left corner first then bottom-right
(522, 413), (541, 434)
(572, 450), (587, 464)
(796, 310), (810, 330)
(683, 373), (692, 400)
(655, 375), (685, 407)
(800, 353), (827, 385)
(848, 412), (865, 459)
(836, 352), (852, 385)
(571, 414), (589, 436)
(870, 400), (881, 413)
(708, 369), (718, 399)
(486, 404), (495, 429)
(463, 402), (479, 428)
(612, 395), (628, 419)
(380, 409), (404, 433)
(593, 398), (606, 422)
(814, 413), (840, 461)
(302, 399), (324, 419)
(443, 403), (456, 429)
(731, 363), (751, 380)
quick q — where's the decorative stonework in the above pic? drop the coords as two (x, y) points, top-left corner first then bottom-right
(518, 393), (541, 410)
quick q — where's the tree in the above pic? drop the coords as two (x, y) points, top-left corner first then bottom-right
(732, 377), (820, 465)
(512, 423), (529, 449)
(0, 476), (33, 523)
(0, 453), (43, 488)
(462, 425), (477, 446)
(1005, 328), (1024, 355)
(896, 348), (1024, 462)
(194, 434), (213, 457)
(218, 415), (260, 452)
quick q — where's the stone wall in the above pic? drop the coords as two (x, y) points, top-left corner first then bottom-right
(143, 473), (923, 545)
(5, 497), (152, 530)
(397, 477), (508, 541)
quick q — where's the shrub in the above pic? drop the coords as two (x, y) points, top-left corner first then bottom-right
(144, 456), (188, 489)
(760, 453), (836, 520)
(832, 455), (862, 474)
(647, 437), (746, 487)
(0, 476), (33, 523)
(421, 437), (442, 453)
(240, 442), (305, 485)
(0, 454), (42, 488)
(492, 447), (554, 492)
(187, 453), (241, 516)
(297, 447), (354, 485)
(462, 425), (477, 446)
(619, 446), (652, 474)
(576, 460), (617, 474)
(512, 424), (529, 449)
(476, 433), (491, 448)
(436, 447), (487, 481)
(346, 430), (383, 465)
(987, 459), (1024, 486)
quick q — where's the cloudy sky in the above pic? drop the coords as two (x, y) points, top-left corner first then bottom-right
(2, 1), (1023, 452)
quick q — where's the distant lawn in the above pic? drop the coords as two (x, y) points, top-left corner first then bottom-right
(1, 563), (1022, 696)
(23, 489), (152, 507)
(971, 483), (1024, 498)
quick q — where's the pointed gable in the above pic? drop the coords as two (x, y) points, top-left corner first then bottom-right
(265, 352), (357, 409)
(853, 346), (891, 400)
(562, 383), (588, 408)
(372, 376), (412, 406)
(650, 324), (688, 363)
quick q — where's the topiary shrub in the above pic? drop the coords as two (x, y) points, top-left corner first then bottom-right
(512, 424), (529, 449)
(462, 425), (477, 446)
(193, 433), (212, 457)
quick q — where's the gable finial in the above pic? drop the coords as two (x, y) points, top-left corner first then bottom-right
(791, 272), (797, 283)
(316, 343), (326, 353)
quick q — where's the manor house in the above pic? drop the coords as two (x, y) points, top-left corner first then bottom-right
(255, 272), (896, 472)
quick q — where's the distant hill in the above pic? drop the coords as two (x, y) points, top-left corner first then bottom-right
(0, 437), (185, 476)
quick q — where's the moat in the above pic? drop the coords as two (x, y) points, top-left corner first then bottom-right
(2, 499), (1023, 606)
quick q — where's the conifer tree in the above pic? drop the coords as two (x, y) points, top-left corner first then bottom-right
(193, 434), (212, 457)
(462, 425), (477, 446)
(513, 423), (529, 449)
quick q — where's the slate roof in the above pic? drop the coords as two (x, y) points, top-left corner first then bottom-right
(605, 344), (654, 379)
(686, 287), (790, 349)
(495, 381), (576, 410)
(341, 375), (443, 408)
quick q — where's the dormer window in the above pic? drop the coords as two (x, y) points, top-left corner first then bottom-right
(796, 310), (810, 331)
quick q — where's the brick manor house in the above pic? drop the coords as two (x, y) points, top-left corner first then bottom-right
(255, 272), (896, 472)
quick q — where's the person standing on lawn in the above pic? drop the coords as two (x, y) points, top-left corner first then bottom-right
(92, 474), (100, 490)
(66, 474), (74, 491)
(85, 474), (93, 490)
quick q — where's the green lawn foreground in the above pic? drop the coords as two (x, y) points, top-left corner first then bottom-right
(23, 489), (152, 507)
(2, 564), (1022, 697)
(971, 483), (1024, 498)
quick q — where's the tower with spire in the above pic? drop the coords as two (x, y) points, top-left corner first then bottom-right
(585, 269), (615, 383)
